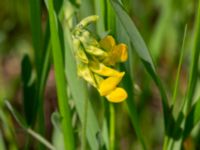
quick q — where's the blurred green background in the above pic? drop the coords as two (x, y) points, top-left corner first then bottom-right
(0, 0), (199, 150)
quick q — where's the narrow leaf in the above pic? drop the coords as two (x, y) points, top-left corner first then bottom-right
(110, 0), (155, 71)
(110, 0), (172, 141)
(184, 0), (200, 112)
(45, 0), (75, 149)
(21, 54), (36, 126)
(184, 97), (200, 139)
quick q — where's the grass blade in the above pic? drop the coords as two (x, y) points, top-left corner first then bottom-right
(105, 0), (116, 34)
(183, 97), (200, 139)
(172, 25), (187, 105)
(184, 0), (200, 113)
(110, 0), (155, 71)
(167, 2), (200, 148)
(21, 55), (36, 126)
(45, 0), (75, 149)
(27, 129), (56, 150)
(110, 0), (173, 144)
(5, 100), (27, 129)
(28, 0), (43, 74)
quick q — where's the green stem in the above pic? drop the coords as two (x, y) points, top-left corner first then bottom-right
(27, 129), (56, 150)
(109, 103), (115, 150)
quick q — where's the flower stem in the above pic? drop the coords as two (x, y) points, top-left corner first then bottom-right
(109, 103), (115, 150)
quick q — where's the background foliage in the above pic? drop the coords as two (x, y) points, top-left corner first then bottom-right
(0, 0), (200, 150)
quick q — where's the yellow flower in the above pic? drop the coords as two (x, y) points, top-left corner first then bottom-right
(77, 64), (97, 88)
(75, 46), (89, 64)
(114, 44), (128, 62)
(90, 62), (128, 103)
(106, 87), (127, 103)
(99, 36), (128, 66)
(98, 72), (124, 96)
(85, 45), (107, 57)
(99, 35), (116, 51)
(72, 17), (128, 103)
(89, 61), (121, 77)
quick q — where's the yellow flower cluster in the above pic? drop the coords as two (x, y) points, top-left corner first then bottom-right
(72, 16), (128, 103)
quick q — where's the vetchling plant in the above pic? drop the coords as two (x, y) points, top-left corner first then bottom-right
(1, 0), (200, 150)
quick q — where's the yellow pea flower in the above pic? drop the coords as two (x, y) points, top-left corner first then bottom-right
(106, 87), (128, 103)
(99, 35), (115, 51)
(72, 16), (128, 103)
(75, 47), (89, 64)
(85, 45), (107, 57)
(114, 44), (128, 62)
(89, 61), (121, 77)
(90, 62), (127, 103)
(99, 35), (128, 66)
(77, 64), (97, 87)
(98, 72), (125, 96)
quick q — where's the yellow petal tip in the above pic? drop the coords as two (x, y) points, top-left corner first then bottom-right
(99, 35), (115, 51)
(98, 72), (125, 96)
(119, 44), (128, 62)
(106, 87), (127, 103)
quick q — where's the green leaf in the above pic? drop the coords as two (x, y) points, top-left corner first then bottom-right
(172, 25), (187, 105)
(51, 112), (65, 150)
(21, 54), (36, 126)
(110, 0), (155, 71)
(45, 0), (75, 150)
(28, 0), (43, 76)
(184, 0), (200, 113)
(27, 129), (56, 150)
(105, 0), (116, 34)
(184, 97), (200, 139)
(110, 0), (172, 143)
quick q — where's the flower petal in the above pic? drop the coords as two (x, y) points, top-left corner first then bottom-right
(102, 44), (128, 66)
(98, 72), (125, 96)
(115, 44), (128, 62)
(106, 87), (127, 103)
(90, 62), (121, 76)
(77, 64), (97, 87)
(99, 35), (115, 51)
(76, 46), (89, 64)
(85, 46), (107, 57)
